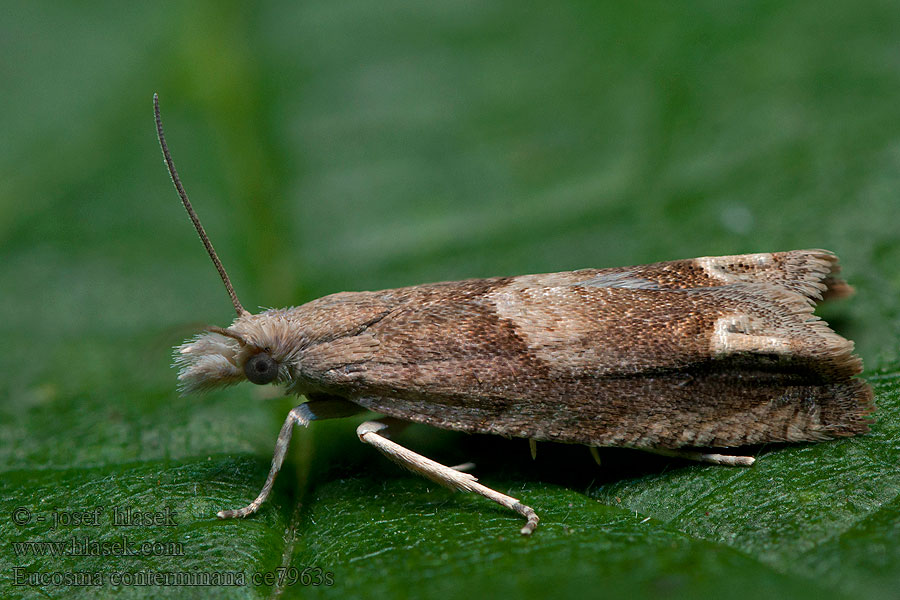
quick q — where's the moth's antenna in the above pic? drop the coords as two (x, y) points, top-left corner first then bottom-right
(154, 93), (248, 317)
(206, 326), (251, 347)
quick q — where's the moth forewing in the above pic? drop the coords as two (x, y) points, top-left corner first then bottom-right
(156, 94), (873, 536)
(286, 252), (873, 449)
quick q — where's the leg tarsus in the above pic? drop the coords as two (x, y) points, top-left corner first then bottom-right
(643, 447), (755, 466)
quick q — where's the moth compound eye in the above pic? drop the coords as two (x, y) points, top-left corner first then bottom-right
(243, 353), (278, 385)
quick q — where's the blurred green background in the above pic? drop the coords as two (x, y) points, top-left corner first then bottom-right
(2, 1), (900, 598)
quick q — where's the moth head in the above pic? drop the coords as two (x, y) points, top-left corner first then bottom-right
(174, 312), (302, 393)
(155, 95), (300, 394)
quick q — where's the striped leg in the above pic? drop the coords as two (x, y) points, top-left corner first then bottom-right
(217, 397), (363, 519)
(357, 419), (540, 535)
(642, 447), (755, 466)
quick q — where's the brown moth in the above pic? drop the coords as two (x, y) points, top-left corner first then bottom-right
(154, 95), (874, 535)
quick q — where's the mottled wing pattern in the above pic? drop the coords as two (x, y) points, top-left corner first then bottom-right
(303, 250), (874, 449)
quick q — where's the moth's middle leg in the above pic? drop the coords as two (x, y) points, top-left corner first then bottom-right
(357, 419), (540, 535)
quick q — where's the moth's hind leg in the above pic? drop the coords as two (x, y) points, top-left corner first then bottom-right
(641, 447), (755, 466)
(217, 397), (364, 519)
(357, 419), (540, 535)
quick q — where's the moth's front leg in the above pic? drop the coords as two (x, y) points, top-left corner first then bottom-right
(217, 396), (364, 519)
(357, 419), (540, 535)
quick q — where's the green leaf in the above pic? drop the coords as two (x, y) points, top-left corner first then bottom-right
(3, 1), (900, 598)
